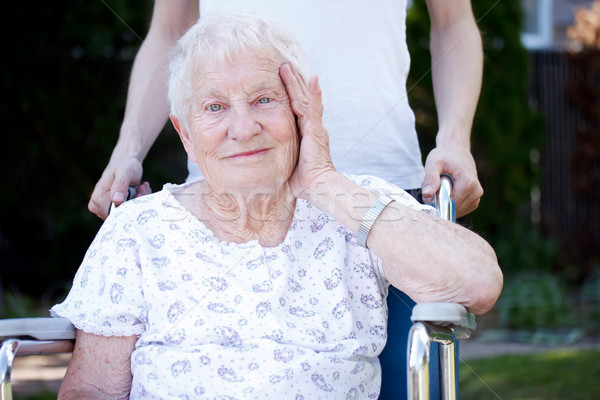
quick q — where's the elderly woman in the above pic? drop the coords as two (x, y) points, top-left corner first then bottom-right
(52, 14), (502, 399)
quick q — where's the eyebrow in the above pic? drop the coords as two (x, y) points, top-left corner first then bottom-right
(196, 78), (285, 99)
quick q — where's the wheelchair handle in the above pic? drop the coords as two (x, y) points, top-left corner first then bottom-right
(434, 174), (455, 223)
(408, 174), (475, 400)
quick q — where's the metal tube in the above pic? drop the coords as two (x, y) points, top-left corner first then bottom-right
(424, 322), (457, 400)
(438, 341), (457, 400)
(14, 340), (74, 357)
(407, 175), (462, 399)
(435, 175), (455, 222)
(1, 340), (18, 400)
(407, 323), (431, 400)
(425, 323), (454, 344)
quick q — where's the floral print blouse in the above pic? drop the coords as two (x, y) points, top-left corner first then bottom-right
(51, 175), (435, 399)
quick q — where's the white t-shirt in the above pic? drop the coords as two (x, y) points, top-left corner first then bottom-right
(52, 175), (435, 399)
(187, 0), (425, 190)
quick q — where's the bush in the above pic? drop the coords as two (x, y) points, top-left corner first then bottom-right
(498, 272), (571, 330)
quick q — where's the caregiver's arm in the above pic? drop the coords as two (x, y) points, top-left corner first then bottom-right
(58, 330), (137, 399)
(420, 0), (484, 217)
(88, 0), (198, 219)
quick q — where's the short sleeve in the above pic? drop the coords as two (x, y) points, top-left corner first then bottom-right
(51, 208), (147, 337)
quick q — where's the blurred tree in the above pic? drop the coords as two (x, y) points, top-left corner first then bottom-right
(406, 1), (551, 276)
(1, 0), (186, 296)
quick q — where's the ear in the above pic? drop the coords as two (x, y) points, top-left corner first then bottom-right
(170, 113), (197, 163)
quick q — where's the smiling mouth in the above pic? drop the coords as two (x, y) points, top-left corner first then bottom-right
(226, 148), (270, 159)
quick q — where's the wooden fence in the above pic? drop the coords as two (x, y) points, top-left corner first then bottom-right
(529, 49), (600, 278)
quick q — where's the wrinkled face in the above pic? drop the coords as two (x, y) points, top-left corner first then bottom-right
(176, 51), (299, 194)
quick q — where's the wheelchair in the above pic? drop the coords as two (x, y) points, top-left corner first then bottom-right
(1, 176), (475, 399)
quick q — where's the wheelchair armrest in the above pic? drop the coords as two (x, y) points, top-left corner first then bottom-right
(411, 303), (476, 339)
(0, 317), (75, 341)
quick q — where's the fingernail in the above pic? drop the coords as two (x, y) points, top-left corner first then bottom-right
(112, 192), (125, 202)
(422, 185), (433, 195)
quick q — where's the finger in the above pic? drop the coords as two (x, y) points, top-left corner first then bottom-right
(134, 182), (153, 198)
(88, 168), (120, 219)
(305, 76), (328, 146)
(452, 171), (481, 213)
(455, 194), (480, 218)
(454, 178), (483, 217)
(280, 63), (310, 116)
(421, 162), (443, 204)
(421, 175), (441, 204)
(288, 63), (310, 96)
(88, 182), (111, 220)
(308, 76), (324, 119)
(110, 166), (143, 205)
(457, 198), (481, 218)
(110, 178), (134, 206)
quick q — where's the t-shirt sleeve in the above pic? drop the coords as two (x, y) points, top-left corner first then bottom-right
(50, 208), (147, 337)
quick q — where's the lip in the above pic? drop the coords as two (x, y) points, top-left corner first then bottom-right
(226, 148), (271, 159)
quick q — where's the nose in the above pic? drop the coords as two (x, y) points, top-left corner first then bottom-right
(227, 105), (261, 142)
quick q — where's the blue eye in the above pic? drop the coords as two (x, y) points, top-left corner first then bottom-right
(258, 98), (271, 104)
(208, 104), (222, 112)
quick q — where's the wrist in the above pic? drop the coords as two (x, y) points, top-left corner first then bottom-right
(436, 127), (471, 150)
(300, 171), (378, 234)
(109, 124), (148, 164)
(296, 169), (339, 201)
(356, 194), (395, 248)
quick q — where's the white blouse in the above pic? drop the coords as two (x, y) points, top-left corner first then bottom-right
(52, 175), (434, 399)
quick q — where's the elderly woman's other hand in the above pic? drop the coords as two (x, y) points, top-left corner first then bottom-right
(280, 63), (335, 199)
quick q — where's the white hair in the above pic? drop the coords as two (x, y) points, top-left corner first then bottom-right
(168, 14), (309, 128)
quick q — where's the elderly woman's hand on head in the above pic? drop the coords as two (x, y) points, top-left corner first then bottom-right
(279, 63), (335, 198)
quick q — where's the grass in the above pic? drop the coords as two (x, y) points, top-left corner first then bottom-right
(19, 391), (57, 400)
(11, 349), (600, 400)
(459, 349), (600, 400)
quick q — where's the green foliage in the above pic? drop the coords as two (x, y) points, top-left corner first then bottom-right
(406, 1), (549, 275)
(19, 392), (58, 400)
(581, 271), (600, 332)
(460, 350), (600, 400)
(498, 271), (571, 330)
(1, 290), (42, 318)
(0, 280), (72, 318)
(494, 217), (557, 276)
(482, 268), (600, 338)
